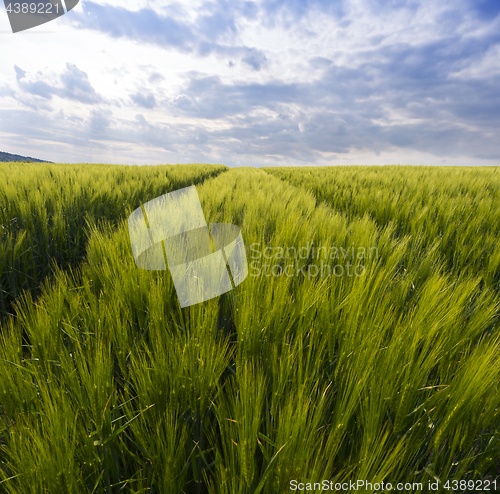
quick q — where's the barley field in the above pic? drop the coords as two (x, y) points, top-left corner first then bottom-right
(0, 163), (499, 493)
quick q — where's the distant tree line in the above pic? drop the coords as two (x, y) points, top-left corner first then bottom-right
(0, 151), (52, 163)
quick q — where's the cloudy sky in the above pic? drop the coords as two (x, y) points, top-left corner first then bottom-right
(0, 0), (499, 166)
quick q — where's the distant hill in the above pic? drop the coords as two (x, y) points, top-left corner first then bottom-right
(0, 151), (52, 163)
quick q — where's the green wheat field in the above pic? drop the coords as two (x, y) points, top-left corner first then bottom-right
(0, 163), (499, 493)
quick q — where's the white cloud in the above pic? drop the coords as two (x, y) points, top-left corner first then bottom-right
(0, 0), (499, 165)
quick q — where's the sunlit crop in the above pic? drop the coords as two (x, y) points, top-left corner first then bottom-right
(1, 163), (499, 493)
